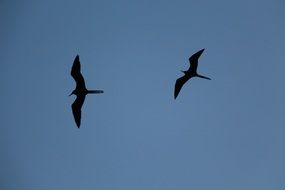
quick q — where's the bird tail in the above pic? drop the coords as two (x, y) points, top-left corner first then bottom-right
(88, 90), (104, 94)
(197, 74), (211, 80)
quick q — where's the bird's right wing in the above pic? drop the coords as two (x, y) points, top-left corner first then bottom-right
(71, 95), (86, 128)
(174, 75), (191, 99)
(71, 55), (86, 89)
(189, 49), (204, 72)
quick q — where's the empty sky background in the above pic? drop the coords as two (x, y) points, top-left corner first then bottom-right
(0, 0), (285, 189)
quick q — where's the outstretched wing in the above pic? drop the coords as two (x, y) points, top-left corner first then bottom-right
(71, 55), (86, 90)
(174, 74), (191, 99)
(71, 95), (86, 128)
(188, 49), (204, 72)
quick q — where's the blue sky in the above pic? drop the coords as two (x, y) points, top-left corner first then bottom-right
(0, 0), (285, 189)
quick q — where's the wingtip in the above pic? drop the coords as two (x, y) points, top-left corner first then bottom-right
(76, 122), (81, 128)
(75, 54), (80, 60)
(174, 93), (178, 99)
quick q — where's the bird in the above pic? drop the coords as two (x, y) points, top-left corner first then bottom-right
(174, 49), (211, 99)
(69, 55), (104, 128)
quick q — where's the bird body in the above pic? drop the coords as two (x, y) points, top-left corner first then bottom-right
(70, 55), (103, 128)
(174, 49), (211, 99)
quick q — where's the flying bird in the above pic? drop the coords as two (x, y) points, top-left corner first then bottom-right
(174, 49), (211, 99)
(69, 55), (104, 128)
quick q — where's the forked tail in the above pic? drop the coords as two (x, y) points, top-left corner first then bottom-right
(88, 90), (104, 94)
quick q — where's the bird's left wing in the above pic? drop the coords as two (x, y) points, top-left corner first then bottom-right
(174, 74), (191, 99)
(71, 95), (86, 128)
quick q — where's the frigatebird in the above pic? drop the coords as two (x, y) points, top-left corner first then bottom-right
(69, 55), (104, 128)
(174, 49), (211, 99)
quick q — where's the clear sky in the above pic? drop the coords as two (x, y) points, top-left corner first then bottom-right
(1, 0), (285, 189)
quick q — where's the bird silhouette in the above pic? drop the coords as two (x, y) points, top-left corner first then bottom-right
(174, 49), (211, 99)
(69, 55), (104, 128)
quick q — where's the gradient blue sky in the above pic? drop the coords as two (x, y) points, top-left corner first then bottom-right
(1, 0), (285, 189)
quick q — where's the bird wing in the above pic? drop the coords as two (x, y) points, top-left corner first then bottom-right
(174, 74), (191, 99)
(188, 49), (204, 72)
(71, 95), (86, 128)
(71, 55), (86, 90)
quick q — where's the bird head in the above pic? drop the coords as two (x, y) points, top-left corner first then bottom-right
(69, 90), (76, 96)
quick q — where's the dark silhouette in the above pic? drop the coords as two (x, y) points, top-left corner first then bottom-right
(70, 55), (104, 128)
(174, 49), (211, 99)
